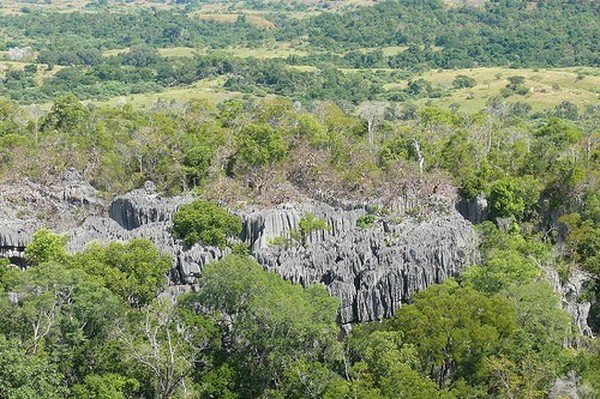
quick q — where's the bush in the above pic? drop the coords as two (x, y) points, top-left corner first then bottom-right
(25, 228), (68, 265)
(298, 212), (330, 238)
(356, 214), (378, 229)
(234, 123), (288, 170)
(173, 199), (242, 248)
(452, 74), (476, 89)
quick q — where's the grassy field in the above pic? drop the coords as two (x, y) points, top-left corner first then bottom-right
(88, 77), (238, 109)
(190, 13), (276, 29)
(103, 43), (307, 59)
(0, 61), (63, 84)
(207, 44), (308, 59)
(384, 67), (600, 112)
(103, 47), (199, 58)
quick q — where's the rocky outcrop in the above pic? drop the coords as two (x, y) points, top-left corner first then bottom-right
(1, 173), (480, 325)
(548, 372), (581, 399)
(0, 169), (104, 266)
(0, 221), (34, 268)
(108, 181), (192, 230)
(456, 194), (488, 224)
(243, 199), (478, 324)
(67, 185), (480, 324)
(545, 267), (594, 339)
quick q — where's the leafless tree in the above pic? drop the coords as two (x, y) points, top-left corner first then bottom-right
(359, 101), (386, 147)
(28, 105), (45, 144)
(118, 298), (210, 399)
(413, 139), (425, 176)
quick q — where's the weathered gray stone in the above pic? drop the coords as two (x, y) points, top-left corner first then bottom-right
(108, 183), (192, 230)
(1, 174), (481, 325)
(0, 223), (32, 267)
(545, 266), (594, 339)
(244, 199), (478, 324)
(548, 372), (580, 399)
(456, 194), (489, 224)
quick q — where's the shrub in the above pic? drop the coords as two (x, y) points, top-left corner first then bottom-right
(173, 199), (242, 248)
(25, 228), (68, 265)
(299, 212), (329, 236)
(452, 74), (476, 89)
(356, 214), (378, 229)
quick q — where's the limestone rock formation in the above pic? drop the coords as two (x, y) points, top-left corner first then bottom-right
(0, 168), (103, 266)
(0, 220), (34, 267)
(108, 181), (192, 230)
(243, 199), (479, 324)
(1, 172), (481, 325)
(456, 193), (489, 224)
(548, 372), (581, 399)
(546, 267), (594, 339)
(97, 191), (480, 324)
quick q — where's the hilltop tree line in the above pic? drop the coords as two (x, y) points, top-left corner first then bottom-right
(1, 0), (598, 68)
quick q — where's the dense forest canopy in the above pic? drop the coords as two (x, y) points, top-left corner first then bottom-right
(0, 0), (599, 398)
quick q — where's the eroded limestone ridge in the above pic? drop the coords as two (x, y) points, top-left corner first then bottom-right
(0, 171), (482, 325)
(8, 171), (587, 330)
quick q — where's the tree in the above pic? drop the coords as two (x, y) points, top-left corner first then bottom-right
(462, 247), (541, 294)
(195, 256), (340, 398)
(452, 75), (476, 89)
(41, 93), (89, 132)
(71, 373), (139, 399)
(388, 281), (517, 389)
(535, 117), (581, 148)
(488, 178), (525, 220)
(359, 101), (386, 147)
(233, 123), (288, 191)
(122, 46), (160, 68)
(27, 105), (45, 143)
(25, 228), (68, 266)
(554, 101), (579, 120)
(0, 334), (67, 399)
(0, 259), (123, 381)
(234, 123), (288, 168)
(172, 199), (242, 248)
(298, 212), (330, 244)
(72, 239), (171, 307)
(339, 327), (447, 399)
(117, 298), (212, 399)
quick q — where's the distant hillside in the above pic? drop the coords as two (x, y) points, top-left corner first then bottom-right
(286, 0), (599, 67)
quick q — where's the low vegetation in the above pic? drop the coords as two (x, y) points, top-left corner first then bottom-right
(173, 199), (242, 248)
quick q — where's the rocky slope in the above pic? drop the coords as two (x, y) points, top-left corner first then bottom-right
(62, 181), (480, 324)
(0, 171), (592, 330)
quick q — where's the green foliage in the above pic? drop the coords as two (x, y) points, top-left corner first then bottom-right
(356, 214), (378, 229)
(0, 334), (67, 399)
(71, 373), (139, 399)
(452, 75), (476, 89)
(0, 3), (599, 395)
(24, 228), (68, 265)
(388, 281), (517, 390)
(41, 93), (89, 132)
(463, 247), (541, 294)
(172, 199), (242, 248)
(298, 212), (330, 239)
(554, 101), (579, 121)
(234, 123), (288, 170)
(535, 118), (581, 148)
(488, 178), (524, 220)
(72, 239), (171, 307)
(488, 176), (542, 222)
(195, 255), (340, 398)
